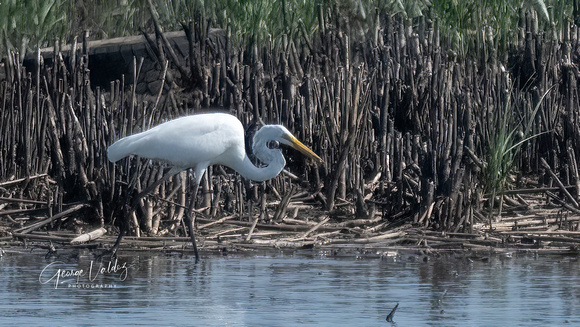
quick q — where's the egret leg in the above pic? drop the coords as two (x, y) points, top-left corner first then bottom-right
(107, 204), (130, 258)
(183, 181), (201, 263)
(108, 167), (183, 256)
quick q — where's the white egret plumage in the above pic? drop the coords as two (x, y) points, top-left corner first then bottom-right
(108, 113), (322, 261)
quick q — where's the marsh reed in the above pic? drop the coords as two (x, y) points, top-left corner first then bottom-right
(3, 6), (580, 246)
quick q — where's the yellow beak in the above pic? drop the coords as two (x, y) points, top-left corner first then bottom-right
(283, 135), (323, 164)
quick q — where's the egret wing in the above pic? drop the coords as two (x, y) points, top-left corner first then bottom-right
(107, 114), (245, 169)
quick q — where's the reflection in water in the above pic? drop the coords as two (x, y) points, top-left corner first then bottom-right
(0, 249), (579, 326)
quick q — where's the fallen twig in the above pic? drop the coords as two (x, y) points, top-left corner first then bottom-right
(14, 204), (87, 234)
(71, 227), (108, 244)
(295, 216), (330, 240)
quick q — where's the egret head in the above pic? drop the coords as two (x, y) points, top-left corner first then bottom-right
(254, 125), (323, 164)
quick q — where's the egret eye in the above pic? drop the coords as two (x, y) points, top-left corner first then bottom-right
(267, 140), (279, 148)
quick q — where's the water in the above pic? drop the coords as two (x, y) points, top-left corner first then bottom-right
(0, 248), (579, 326)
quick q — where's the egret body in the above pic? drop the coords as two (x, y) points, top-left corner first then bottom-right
(108, 113), (322, 261)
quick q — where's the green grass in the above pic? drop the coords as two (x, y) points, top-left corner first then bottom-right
(0, 0), (575, 58)
(483, 85), (553, 225)
(0, 0), (68, 56)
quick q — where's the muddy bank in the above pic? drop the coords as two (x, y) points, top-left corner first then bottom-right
(4, 188), (580, 257)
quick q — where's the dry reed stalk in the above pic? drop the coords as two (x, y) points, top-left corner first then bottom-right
(3, 7), (580, 247)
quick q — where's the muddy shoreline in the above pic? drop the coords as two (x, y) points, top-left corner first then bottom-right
(3, 181), (580, 258)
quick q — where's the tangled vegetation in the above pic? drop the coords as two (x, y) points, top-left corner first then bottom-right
(0, 1), (574, 57)
(2, 0), (580, 250)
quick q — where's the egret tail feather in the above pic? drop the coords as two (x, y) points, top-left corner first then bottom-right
(107, 136), (137, 162)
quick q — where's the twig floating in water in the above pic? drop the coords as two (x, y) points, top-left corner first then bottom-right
(386, 303), (399, 322)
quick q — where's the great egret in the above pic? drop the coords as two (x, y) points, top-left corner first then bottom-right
(108, 112), (322, 261)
